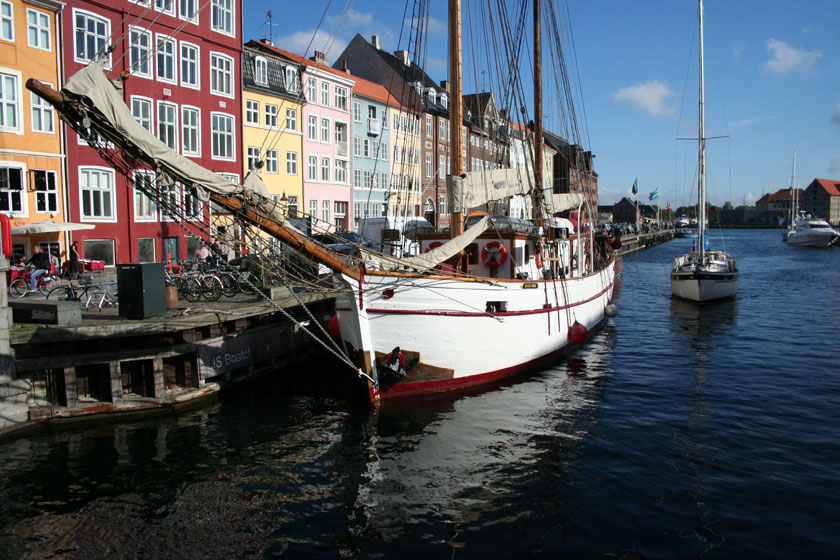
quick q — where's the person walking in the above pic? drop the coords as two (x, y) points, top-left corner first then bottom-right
(25, 245), (51, 291)
(69, 241), (80, 279)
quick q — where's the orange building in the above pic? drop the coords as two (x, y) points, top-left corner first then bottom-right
(0, 0), (66, 263)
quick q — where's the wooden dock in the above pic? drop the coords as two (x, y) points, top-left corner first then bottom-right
(615, 229), (675, 256)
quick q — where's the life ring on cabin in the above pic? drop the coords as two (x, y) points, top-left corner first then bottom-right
(424, 241), (443, 253)
(481, 241), (508, 268)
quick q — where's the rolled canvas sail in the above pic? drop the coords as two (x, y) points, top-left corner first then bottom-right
(448, 169), (530, 210)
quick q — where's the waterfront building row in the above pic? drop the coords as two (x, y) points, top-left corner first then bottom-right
(2, 1), (599, 267)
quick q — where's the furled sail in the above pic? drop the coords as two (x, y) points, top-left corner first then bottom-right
(62, 63), (284, 222)
(544, 192), (585, 214)
(358, 215), (491, 273)
(448, 169), (530, 210)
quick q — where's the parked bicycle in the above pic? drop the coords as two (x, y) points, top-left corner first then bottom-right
(46, 281), (118, 310)
(165, 266), (202, 303)
(8, 266), (62, 298)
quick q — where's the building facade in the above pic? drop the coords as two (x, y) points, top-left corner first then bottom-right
(60, 0), (243, 265)
(1, 0), (66, 263)
(802, 178), (840, 226)
(350, 77), (391, 231)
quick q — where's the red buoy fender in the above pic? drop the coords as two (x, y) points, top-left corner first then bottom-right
(481, 241), (508, 268)
(327, 315), (341, 339)
(569, 320), (588, 344)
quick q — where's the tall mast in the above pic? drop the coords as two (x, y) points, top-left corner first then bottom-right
(448, 0), (465, 237)
(533, 0), (544, 222)
(697, 0), (706, 262)
(790, 151), (797, 225)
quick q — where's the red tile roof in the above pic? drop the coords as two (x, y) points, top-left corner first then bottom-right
(812, 178), (840, 196)
(257, 42), (353, 83)
(352, 75), (409, 111)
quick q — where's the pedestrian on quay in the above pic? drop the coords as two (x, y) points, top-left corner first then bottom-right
(194, 242), (211, 265)
(69, 241), (80, 279)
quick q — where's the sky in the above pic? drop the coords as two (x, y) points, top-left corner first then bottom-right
(243, 0), (840, 208)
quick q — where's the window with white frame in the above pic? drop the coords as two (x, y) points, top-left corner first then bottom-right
(309, 199), (317, 220)
(0, 166), (23, 213)
(363, 170), (370, 188)
(320, 82), (330, 106)
(287, 195), (298, 217)
(157, 101), (178, 150)
(74, 11), (110, 64)
(245, 99), (258, 124)
(133, 171), (157, 221)
(307, 78), (316, 102)
(334, 86), (347, 111)
(439, 195), (446, 215)
(285, 66), (299, 93)
(1, 1), (13, 42)
(159, 181), (179, 221)
(156, 35), (176, 83)
(265, 149), (278, 173)
(353, 169), (361, 187)
(354, 202), (362, 225)
(353, 101), (361, 122)
(307, 115), (317, 140)
(155, 0), (174, 16)
(27, 8), (50, 50)
(211, 0), (233, 35)
(179, 0), (198, 24)
(307, 155), (317, 181)
(426, 115), (432, 137)
(320, 157), (330, 182)
(353, 137), (361, 157)
(425, 154), (432, 177)
(181, 106), (200, 156)
(439, 155), (445, 175)
(32, 169), (58, 213)
(131, 97), (152, 131)
(265, 103), (277, 127)
(322, 199), (329, 223)
(334, 201), (346, 226)
(211, 113), (234, 159)
(363, 139), (370, 158)
(393, 113), (399, 130)
(30, 90), (54, 133)
(320, 118), (329, 143)
(183, 184), (202, 219)
(285, 108), (296, 131)
(247, 146), (260, 171)
(210, 53), (233, 96)
(254, 56), (267, 85)
(80, 167), (114, 220)
(335, 160), (347, 183)
(381, 142), (388, 161)
(129, 28), (152, 77)
(286, 151), (297, 175)
(180, 42), (199, 87)
(381, 108), (388, 129)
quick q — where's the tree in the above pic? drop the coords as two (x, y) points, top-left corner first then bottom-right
(723, 201), (734, 211)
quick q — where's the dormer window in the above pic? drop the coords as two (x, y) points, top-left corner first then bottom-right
(424, 88), (435, 101)
(410, 81), (422, 96)
(254, 56), (268, 85)
(285, 66), (299, 93)
(438, 94), (448, 109)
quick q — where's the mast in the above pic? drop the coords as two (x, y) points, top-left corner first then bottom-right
(790, 151), (797, 225)
(697, 0), (706, 262)
(533, 0), (544, 223)
(448, 0), (465, 237)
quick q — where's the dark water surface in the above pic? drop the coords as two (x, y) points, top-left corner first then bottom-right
(1, 229), (839, 559)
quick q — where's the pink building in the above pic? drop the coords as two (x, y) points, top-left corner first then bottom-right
(258, 43), (354, 233)
(60, 0), (242, 264)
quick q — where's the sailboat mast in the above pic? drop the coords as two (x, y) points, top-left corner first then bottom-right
(791, 151), (797, 224)
(448, 0), (465, 237)
(697, 0), (706, 262)
(533, 0), (544, 221)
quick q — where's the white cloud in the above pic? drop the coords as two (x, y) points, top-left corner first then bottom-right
(612, 80), (676, 118)
(733, 46), (744, 63)
(274, 29), (348, 64)
(762, 39), (821, 75)
(830, 155), (840, 175)
(730, 113), (783, 129)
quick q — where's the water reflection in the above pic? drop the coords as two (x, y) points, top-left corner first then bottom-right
(668, 299), (737, 555)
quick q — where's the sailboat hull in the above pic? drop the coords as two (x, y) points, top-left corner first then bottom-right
(670, 271), (738, 302)
(334, 258), (616, 401)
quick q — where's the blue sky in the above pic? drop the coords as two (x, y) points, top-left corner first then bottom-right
(243, 1), (840, 208)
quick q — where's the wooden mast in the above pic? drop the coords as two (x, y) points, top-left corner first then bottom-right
(533, 0), (544, 226)
(448, 0), (465, 237)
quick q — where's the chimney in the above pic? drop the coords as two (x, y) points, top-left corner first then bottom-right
(310, 51), (326, 65)
(262, 38), (273, 46)
(342, 60), (351, 75)
(394, 50), (410, 66)
(371, 35), (380, 50)
(440, 80), (449, 91)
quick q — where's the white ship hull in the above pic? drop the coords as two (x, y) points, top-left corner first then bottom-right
(784, 229), (838, 248)
(334, 257), (616, 400)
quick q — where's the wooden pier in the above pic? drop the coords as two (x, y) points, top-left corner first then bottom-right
(615, 229), (675, 257)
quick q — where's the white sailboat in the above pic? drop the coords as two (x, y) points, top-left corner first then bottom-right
(27, 0), (616, 403)
(670, 0), (738, 303)
(783, 153), (839, 248)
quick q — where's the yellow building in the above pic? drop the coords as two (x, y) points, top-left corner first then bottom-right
(0, 0), (65, 263)
(388, 105), (422, 217)
(241, 43), (304, 224)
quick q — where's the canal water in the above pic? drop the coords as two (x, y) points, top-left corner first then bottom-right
(1, 229), (838, 558)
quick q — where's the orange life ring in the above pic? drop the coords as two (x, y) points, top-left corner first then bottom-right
(481, 241), (508, 268)
(535, 248), (543, 268)
(424, 241), (443, 253)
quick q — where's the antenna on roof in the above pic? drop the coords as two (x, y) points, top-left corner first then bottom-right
(264, 11), (283, 45)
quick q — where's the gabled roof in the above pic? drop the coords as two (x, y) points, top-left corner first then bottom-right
(766, 188), (803, 201)
(248, 40), (353, 84)
(810, 178), (840, 196)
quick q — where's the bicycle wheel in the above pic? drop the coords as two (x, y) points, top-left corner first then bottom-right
(179, 277), (202, 303)
(39, 276), (61, 295)
(46, 285), (76, 301)
(237, 272), (257, 295)
(201, 276), (222, 301)
(219, 273), (238, 297)
(9, 278), (28, 298)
